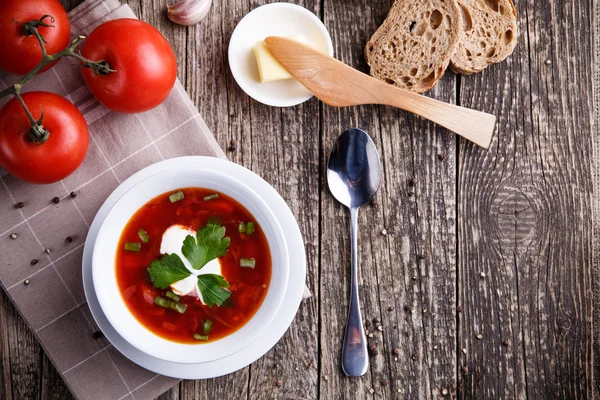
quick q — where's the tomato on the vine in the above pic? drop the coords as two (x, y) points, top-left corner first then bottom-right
(0, 92), (89, 184)
(81, 19), (177, 113)
(0, 0), (71, 75)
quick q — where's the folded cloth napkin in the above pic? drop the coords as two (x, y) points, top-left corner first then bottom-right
(0, 1), (229, 399)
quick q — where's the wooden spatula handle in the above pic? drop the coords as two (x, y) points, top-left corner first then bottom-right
(263, 36), (496, 148)
(368, 80), (496, 148)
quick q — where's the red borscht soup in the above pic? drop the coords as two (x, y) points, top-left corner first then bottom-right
(116, 188), (271, 343)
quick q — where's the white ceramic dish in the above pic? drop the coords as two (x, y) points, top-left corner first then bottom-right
(228, 3), (334, 107)
(82, 157), (306, 379)
(92, 167), (289, 364)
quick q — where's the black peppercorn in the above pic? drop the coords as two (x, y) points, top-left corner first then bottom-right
(368, 342), (378, 356)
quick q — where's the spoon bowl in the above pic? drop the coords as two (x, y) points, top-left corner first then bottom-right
(327, 129), (381, 208)
(327, 128), (381, 377)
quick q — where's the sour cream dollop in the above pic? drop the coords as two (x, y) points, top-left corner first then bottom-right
(160, 224), (223, 304)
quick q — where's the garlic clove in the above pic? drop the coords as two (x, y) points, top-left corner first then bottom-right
(167, 0), (212, 26)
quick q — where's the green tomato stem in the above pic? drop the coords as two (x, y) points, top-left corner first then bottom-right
(0, 17), (116, 144)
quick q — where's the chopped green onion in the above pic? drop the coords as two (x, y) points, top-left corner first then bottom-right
(169, 301), (188, 314)
(169, 190), (185, 203)
(203, 319), (213, 334)
(165, 291), (180, 301)
(137, 229), (150, 243)
(154, 296), (172, 308)
(238, 222), (246, 233)
(245, 222), (255, 235)
(240, 258), (256, 268)
(204, 193), (219, 201)
(207, 216), (222, 226)
(194, 334), (209, 341)
(124, 242), (141, 252)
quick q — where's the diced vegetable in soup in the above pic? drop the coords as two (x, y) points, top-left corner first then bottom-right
(116, 188), (271, 343)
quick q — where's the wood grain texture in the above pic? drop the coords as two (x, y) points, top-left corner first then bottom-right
(0, 0), (596, 399)
(457, 0), (594, 398)
(319, 1), (457, 399)
(40, 354), (73, 400)
(0, 290), (10, 400)
(595, 0), (600, 396)
(0, 290), (42, 400)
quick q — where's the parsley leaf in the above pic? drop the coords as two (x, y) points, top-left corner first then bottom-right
(182, 224), (230, 270)
(197, 274), (232, 307)
(147, 253), (190, 289)
(147, 223), (232, 308)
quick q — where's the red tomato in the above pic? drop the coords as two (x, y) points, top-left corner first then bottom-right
(0, 0), (70, 75)
(80, 19), (177, 113)
(0, 92), (89, 184)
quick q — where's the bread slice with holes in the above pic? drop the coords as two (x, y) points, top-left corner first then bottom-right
(450, 0), (517, 74)
(365, 0), (462, 93)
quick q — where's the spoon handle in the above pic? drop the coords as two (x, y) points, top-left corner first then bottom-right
(341, 206), (368, 377)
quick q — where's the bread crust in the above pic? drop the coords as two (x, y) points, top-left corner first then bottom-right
(450, 0), (518, 74)
(365, 0), (463, 93)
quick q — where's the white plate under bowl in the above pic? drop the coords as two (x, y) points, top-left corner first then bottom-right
(228, 3), (334, 107)
(82, 157), (306, 379)
(92, 167), (289, 364)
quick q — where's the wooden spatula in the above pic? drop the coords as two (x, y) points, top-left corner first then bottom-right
(265, 36), (496, 149)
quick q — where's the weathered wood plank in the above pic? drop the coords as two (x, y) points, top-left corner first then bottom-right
(236, 0), (321, 398)
(40, 354), (73, 400)
(319, 3), (380, 397)
(135, 0), (188, 83)
(0, 290), (11, 400)
(320, 1), (457, 399)
(457, 0), (594, 398)
(179, 373), (248, 400)
(155, 384), (179, 400)
(147, 0), (254, 398)
(594, 0), (600, 396)
(167, 0), (322, 398)
(0, 290), (42, 400)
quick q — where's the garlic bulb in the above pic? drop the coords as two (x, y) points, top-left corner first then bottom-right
(167, 0), (212, 26)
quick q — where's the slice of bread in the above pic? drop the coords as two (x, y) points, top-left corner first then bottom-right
(365, 0), (463, 93)
(450, 0), (517, 74)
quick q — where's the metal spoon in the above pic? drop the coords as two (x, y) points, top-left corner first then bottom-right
(327, 128), (381, 377)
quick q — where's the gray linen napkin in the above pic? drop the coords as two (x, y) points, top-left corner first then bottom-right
(0, 1), (227, 399)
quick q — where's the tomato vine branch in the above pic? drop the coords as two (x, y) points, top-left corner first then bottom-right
(0, 16), (115, 144)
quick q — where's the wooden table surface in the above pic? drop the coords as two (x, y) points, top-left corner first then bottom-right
(1, 0), (596, 399)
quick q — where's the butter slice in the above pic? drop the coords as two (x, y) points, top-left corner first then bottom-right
(253, 35), (306, 83)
